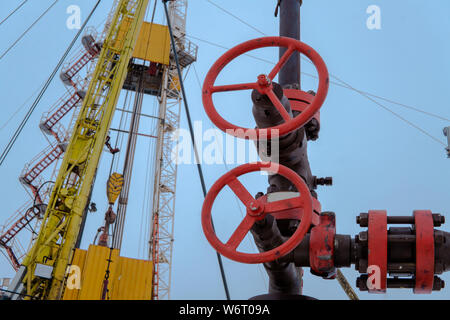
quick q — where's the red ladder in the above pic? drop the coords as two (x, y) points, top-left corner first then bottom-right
(41, 92), (83, 132)
(61, 49), (99, 87)
(19, 144), (64, 186)
(0, 206), (41, 246)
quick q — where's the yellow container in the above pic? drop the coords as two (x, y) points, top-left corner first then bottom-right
(63, 245), (153, 300)
(116, 18), (171, 65)
(111, 256), (153, 300)
(62, 249), (86, 300)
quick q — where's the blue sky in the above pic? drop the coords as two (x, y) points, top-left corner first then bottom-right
(0, 0), (449, 300)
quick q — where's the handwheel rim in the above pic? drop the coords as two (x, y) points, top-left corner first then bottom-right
(202, 36), (329, 140)
(201, 162), (313, 264)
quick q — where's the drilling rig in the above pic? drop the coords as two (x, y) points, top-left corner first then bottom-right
(2, 0), (448, 301)
(2, 0), (197, 300)
(201, 0), (450, 299)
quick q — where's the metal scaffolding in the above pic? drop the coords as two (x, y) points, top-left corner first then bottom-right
(150, 0), (197, 300)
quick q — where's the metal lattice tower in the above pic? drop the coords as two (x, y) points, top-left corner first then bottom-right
(150, 0), (197, 300)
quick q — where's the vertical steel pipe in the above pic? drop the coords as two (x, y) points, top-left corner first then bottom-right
(279, 0), (301, 88)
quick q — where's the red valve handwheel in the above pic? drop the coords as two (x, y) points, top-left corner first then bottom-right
(201, 162), (313, 264)
(202, 36), (329, 140)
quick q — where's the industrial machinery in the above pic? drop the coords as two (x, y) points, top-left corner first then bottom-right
(3, 0), (197, 300)
(1, 0), (448, 301)
(0, 32), (98, 273)
(200, 0), (450, 299)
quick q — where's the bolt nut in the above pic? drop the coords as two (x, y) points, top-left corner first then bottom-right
(255, 192), (264, 199)
(433, 276), (445, 291)
(358, 231), (368, 242)
(249, 201), (259, 211)
(357, 213), (369, 227)
(435, 231), (445, 245)
(315, 177), (333, 186)
(356, 276), (368, 291)
(432, 213), (445, 227)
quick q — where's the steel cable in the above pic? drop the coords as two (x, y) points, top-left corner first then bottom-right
(0, 0), (28, 27)
(163, 0), (231, 300)
(0, 0), (28, 26)
(185, 34), (448, 147)
(0, 0), (102, 167)
(0, 0), (59, 61)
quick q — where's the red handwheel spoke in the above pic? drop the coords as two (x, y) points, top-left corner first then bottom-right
(201, 162), (314, 264)
(226, 215), (256, 250)
(266, 90), (291, 122)
(268, 46), (295, 80)
(265, 196), (303, 214)
(227, 177), (256, 207)
(211, 82), (257, 93)
(203, 37), (329, 141)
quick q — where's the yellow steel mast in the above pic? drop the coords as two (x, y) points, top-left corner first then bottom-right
(14, 0), (149, 300)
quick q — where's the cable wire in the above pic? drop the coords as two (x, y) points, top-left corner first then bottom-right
(186, 5), (361, 295)
(327, 70), (447, 147)
(0, 0), (59, 61)
(163, 0), (231, 300)
(186, 33), (448, 147)
(187, 34), (449, 123)
(336, 269), (359, 300)
(190, 2), (448, 299)
(0, 0), (102, 167)
(204, 0), (266, 36)
(0, 287), (36, 300)
(188, 2), (450, 138)
(137, 4), (159, 257)
(192, 63), (269, 291)
(299, 70), (450, 123)
(191, 35), (357, 299)
(0, 78), (48, 132)
(0, 0), (28, 27)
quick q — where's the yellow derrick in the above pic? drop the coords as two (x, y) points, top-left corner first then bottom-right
(20, 0), (150, 300)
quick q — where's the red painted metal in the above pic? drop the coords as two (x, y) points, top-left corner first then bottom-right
(61, 48), (99, 89)
(309, 212), (336, 278)
(202, 37), (329, 140)
(283, 89), (320, 125)
(151, 209), (160, 299)
(0, 206), (40, 246)
(414, 210), (435, 294)
(201, 162), (313, 264)
(1, 35), (96, 272)
(257, 194), (321, 226)
(368, 210), (387, 293)
(4, 246), (20, 271)
(0, 200), (44, 270)
(20, 144), (64, 186)
(41, 92), (83, 133)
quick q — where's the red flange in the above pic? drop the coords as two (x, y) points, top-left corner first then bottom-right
(202, 36), (329, 140)
(414, 210), (435, 294)
(368, 210), (387, 293)
(283, 89), (320, 125)
(201, 162), (313, 264)
(309, 212), (336, 278)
